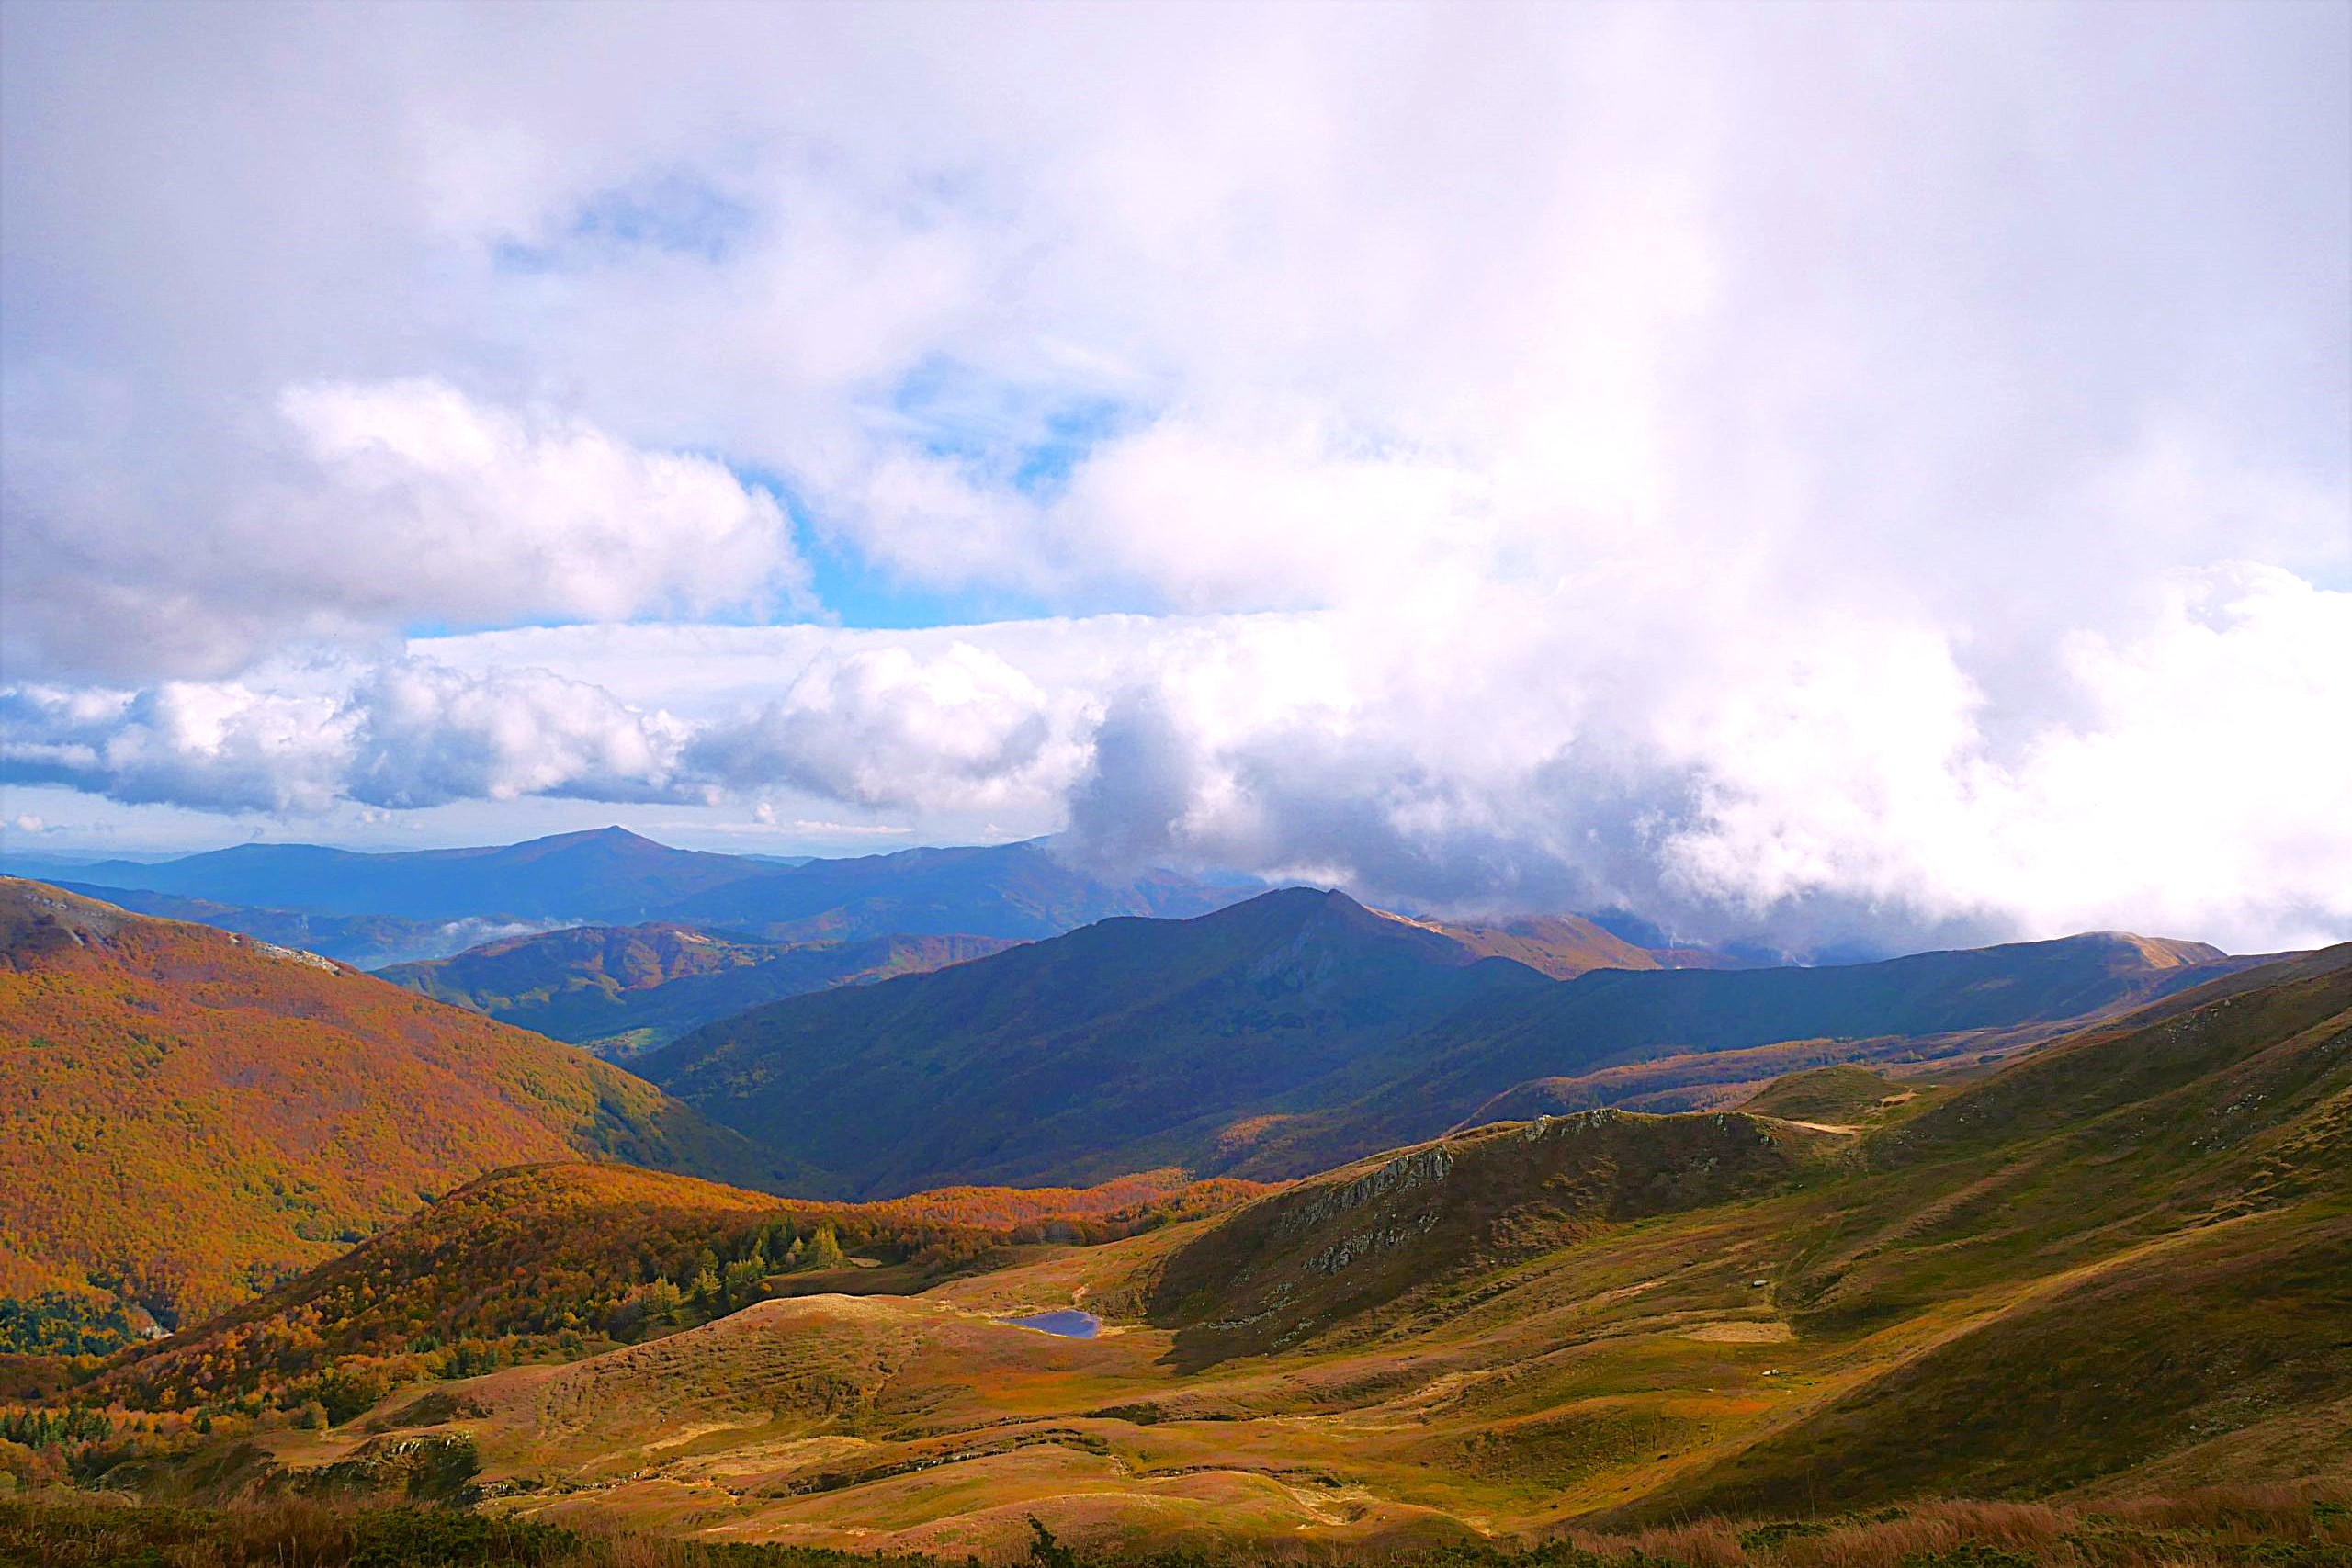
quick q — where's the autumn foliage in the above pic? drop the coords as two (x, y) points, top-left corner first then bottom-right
(85, 1160), (1264, 1413)
(0, 881), (773, 1335)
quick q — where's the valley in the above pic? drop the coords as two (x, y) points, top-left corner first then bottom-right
(2, 848), (2343, 1557)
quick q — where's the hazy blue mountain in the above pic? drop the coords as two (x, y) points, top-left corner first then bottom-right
(380, 922), (1021, 1057)
(653, 838), (1252, 940)
(48, 827), (764, 922)
(43, 827), (1255, 940)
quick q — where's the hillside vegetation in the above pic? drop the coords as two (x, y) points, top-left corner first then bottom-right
(0, 881), (790, 1338)
(379, 923), (1018, 1056)
(42, 942), (2338, 1550)
(644, 887), (2258, 1195)
(10, 1486), (2345, 1568)
(84, 1162), (1264, 1415)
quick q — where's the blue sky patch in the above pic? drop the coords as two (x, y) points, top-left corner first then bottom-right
(495, 171), (753, 273)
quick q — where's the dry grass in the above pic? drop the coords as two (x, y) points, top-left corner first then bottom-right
(3, 1483), (2346, 1568)
(1555, 1483), (2352, 1568)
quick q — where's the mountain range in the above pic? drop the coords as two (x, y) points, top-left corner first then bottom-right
(378, 923), (1022, 1057)
(639, 886), (2262, 1195)
(371, 893), (1741, 1060)
(23, 827), (1253, 939)
(0, 873), (2264, 1337)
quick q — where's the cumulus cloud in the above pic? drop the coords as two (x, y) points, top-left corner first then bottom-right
(343, 660), (699, 809)
(688, 643), (1074, 812)
(2, 378), (803, 679)
(2, 661), (695, 816)
(1, 3), (2346, 953)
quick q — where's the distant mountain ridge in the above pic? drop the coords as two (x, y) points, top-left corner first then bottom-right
(643, 886), (2265, 1196)
(0, 879), (793, 1335)
(45, 882), (541, 968)
(44, 827), (756, 921)
(1410, 910), (1757, 976)
(379, 922), (1022, 1057)
(644, 887), (1552, 1195)
(38, 827), (1255, 941)
(1250, 924), (2253, 1170)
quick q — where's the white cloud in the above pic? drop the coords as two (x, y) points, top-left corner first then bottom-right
(2, 660), (696, 816)
(344, 660), (698, 809)
(268, 379), (803, 626)
(3, 682), (358, 815)
(2, 378), (804, 678)
(688, 642), (1076, 812)
(1, 3), (2346, 953)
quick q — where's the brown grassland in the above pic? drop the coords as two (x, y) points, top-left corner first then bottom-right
(2, 930), (2345, 1558)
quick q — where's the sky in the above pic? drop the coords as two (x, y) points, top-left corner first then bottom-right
(2, 0), (2347, 955)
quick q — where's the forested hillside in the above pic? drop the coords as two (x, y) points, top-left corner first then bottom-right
(0, 881), (789, 1342)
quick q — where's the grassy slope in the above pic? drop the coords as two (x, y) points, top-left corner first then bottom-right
(25, 942), (2346, 1553)
(1415, 914), (1662, 979)
(85, 1161), (1265, 1413)
(1628, 942), (2352, 1517)
(1147, 1110), (1848, 1368)
(0, 881), (792, 1327)
(379, 924), (1019, 1056)
(1734, 1066), (1906, 1125)
(8, 1486), (2349, 1568)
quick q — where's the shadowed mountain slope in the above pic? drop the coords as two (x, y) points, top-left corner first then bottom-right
(0, 881), (793, 1333)
(646, 890), (2261, 1193)
(379, 922), (1020, 1057)
(1232, 928), (2263, 1172)
(641, 887), (1556, 1195)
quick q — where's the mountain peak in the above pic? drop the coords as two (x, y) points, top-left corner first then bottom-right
(523, 825), (664, 852)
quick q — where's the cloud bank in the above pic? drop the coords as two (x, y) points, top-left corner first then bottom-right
(1, 2), (2346, 953)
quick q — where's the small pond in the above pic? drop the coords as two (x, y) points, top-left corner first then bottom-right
(1005, 1309), (1101, 1338)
